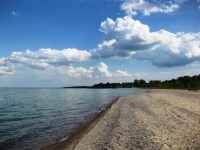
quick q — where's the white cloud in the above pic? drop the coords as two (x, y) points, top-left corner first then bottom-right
(0, 48), (91, 76)
(11, 11), (19, 16)
(9, 48), (91, 70)
(115, 70), (131, 77)
(66, 62), (132, 79)
(11, 11), (17, 16)
(97, 61), (132, 78)
(98, 39), (116, 49)
(0, 46), (132, 79)
(0, 66), (13, 76)
(0, 58), (7, 66)
(0, 58), (14, 76)
(97, 62), (113, 77)
(92, 16), (157, 58)
(121, 0), (186, 16)
(92, 16), (200, 67)
(67, 66), (94, 79)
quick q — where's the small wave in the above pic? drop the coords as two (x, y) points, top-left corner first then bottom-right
(59, 137), (68, 142)
(0, 117), (27, 123)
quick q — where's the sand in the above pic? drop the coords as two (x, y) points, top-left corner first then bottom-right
(40, 89), (200, 150)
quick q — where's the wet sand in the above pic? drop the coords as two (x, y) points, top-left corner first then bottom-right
(40, 89), (200, 150)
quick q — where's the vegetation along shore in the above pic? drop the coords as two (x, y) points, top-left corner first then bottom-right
(64, 74), (200, 91)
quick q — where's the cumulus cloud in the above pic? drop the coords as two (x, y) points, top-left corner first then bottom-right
(115, 70), (131, 77)
(120, 0), (186, 16)
(66, 62), (131, 79)
(0, 48), (91, 77)
(9, 48), (91, 70)
(67, 66), (94, 79)
(0, 50), (131, 79)
(0, 58), (14, 76)
(96, 62), (131, 78)
(97, 62), (112, 77)
(0, 45), (131, 78)
(92, 16), (200, 67)
(92, 17), (158, 58)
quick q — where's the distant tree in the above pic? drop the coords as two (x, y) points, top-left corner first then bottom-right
(91, 74), (200, 90)
(133, 79), (140, 87)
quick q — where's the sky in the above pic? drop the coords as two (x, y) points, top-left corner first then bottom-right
(0, 0), (200, 87)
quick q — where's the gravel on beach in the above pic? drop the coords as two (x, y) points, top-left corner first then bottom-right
(43, 90), (200, 150)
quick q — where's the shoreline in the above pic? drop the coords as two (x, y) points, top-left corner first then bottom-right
(38, 97), (120, 150)
(39, 89), (200, 149)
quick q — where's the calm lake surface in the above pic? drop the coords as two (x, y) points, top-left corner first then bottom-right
(0, 88), (144, 150)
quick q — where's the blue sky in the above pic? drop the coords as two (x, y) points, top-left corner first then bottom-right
(0, 0), (200, 87)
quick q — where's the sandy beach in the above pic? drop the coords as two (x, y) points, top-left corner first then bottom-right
(41, 89), (200, 150)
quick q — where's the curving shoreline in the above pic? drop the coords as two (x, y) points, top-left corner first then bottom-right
(39, 89), (200, 150)
(38, 97), (120, 150)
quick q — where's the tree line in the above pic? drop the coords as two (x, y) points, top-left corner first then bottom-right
(92, 74), (200, 90)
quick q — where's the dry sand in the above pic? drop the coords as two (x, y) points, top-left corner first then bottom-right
(41, 89), (200, 150)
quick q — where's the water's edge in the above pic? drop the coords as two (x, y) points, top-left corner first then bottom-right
(38, 97), (120, 150)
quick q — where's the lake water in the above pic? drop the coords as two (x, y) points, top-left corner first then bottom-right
(0, 88), (144, 150)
